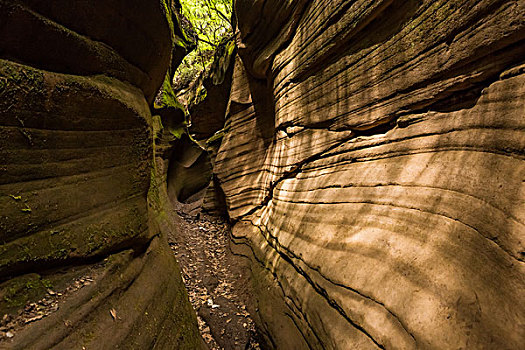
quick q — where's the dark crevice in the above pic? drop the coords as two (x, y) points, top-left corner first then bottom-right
(395, 37), (525, 114)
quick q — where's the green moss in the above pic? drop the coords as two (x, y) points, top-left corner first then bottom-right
(162, 0), (175, 35)
(174, 36), (188, 49)
(206, 129), (224, 145)
(25, 278), (52, 291)
(0, 61), (44, 88)
(0, 212), (148, 276)
(0, 60), (47, 115)
(0, 274), (51, 314)
(172, 4), (196, 49)
(41, 279), (53, 289)
(153, 70), (191, 141)
(152, 115), (164, 140)
(156, 73), (186, 111)
(170, 126), (186, 139)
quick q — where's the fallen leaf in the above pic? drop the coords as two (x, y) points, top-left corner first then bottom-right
(110, 308), (117, 321)
(25, 315), (44, 324)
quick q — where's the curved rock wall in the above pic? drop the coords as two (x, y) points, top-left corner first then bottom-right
(167, 135), (213, 215)
(215, 0), (525, 348)
(0, 1), (202, 348)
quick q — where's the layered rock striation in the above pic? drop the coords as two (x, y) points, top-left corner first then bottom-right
(211, 0), (525, 348)
(0, 1), (202, 348)
(2, 0), (524, 348)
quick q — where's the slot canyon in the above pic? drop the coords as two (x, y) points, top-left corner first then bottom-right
(0, 0), (524, 349)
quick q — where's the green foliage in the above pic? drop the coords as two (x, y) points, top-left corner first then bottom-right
(156, 73), (185, 110)
(174, 0), (233, 90)
(170, 126), (187, 139)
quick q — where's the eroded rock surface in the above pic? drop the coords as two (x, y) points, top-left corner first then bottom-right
(0, 1), (202, 348)
(212, 0), (525, 348)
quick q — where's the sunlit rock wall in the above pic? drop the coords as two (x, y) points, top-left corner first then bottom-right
(0, 1), (202, 348)
(215, 0), (525, 348)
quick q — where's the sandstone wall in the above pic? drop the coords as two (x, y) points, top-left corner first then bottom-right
(215, 0), (525, 348)
(0, 1), (202, 348)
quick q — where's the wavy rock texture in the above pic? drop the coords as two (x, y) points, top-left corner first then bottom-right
(214, 0), (525, 348)
(0, 1), (202, 348)
(166, 135), (213, 215)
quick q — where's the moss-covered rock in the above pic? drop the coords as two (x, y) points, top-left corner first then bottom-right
(0, 1), (203, 348)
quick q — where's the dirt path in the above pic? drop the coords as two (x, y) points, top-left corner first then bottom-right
(168, 213), (261, 350)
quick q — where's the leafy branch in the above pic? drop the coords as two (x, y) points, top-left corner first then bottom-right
(174, 0), (233, 91)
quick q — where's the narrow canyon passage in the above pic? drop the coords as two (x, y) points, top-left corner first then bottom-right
(1, 0), (524, 349)
(168, 212), (261, 350)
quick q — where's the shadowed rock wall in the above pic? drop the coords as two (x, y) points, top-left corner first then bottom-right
(0, 1), (202, 348)
(214, 0), (525, 348)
